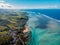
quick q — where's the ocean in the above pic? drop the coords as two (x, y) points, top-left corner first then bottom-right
(23, 9), (60, 20)
(25, 9), (60, 45)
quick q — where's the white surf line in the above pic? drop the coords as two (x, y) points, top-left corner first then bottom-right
(27, 11), (60, 22)
(42, 14), (60, 22)
(37, 12), (60, 22)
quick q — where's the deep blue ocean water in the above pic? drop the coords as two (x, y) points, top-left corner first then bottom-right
(23, 9), (60, 20)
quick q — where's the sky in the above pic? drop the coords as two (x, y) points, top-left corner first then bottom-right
(0, 0), (59, 9)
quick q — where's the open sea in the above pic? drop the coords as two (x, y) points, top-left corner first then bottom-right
(23, 9), (60, 20)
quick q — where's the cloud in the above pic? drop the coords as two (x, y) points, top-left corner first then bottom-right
(0, 0), (17, 9)
(16, 5), (58, 9)
(0, 3), (14, 9)
(0, 0), (24, 9)
(0, 0), (5, 3)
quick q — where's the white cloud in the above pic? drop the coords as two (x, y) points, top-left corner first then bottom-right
(0, 0), (4, 3)
(0, 0), (17, 9)
(0, 0), (59, 9)
(16, 4), (59, 9)
(0, 3), (15, 9)
(30, 5), (58, 9)
(42, 14), (60, 22)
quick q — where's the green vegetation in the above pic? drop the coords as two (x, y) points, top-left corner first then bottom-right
(0, 11), (29, 45)
(0, 35), (12, 45)
(0, 31), (8, 34)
